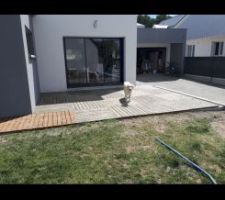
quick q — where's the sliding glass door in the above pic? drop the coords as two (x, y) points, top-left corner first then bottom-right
(64, 37), (123, 88)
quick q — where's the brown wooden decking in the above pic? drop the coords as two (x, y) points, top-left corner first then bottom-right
(0, 111), (74, 134)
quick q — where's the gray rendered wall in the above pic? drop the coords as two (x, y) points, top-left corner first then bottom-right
(137, 28), (186, 44)
(0, 15), (32, 117)
(170, 43), (185, 75)
(184, 57), (225, 78)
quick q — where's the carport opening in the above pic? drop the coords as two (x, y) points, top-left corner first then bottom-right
(137, 48), (166, 75)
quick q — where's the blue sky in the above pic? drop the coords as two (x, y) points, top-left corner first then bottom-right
(149, 15), (177, 18)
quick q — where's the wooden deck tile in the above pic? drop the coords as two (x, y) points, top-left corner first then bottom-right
(0, 111), (75, 134)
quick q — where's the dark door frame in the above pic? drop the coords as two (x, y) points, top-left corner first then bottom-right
(63, 37), (124, 88)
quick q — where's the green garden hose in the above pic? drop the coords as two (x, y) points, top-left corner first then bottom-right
(155, 137), (217, 184)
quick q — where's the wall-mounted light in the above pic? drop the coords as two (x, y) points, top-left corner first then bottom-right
(93, 20), (98, 28)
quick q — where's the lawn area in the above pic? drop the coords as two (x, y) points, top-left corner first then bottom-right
(0, 111), (225, 184)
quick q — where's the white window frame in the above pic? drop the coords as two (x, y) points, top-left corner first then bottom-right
(211, 41), (224, 56)
(187, 45), (195, 57)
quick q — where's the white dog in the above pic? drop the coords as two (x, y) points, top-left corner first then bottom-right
(124, 81), (135, 102)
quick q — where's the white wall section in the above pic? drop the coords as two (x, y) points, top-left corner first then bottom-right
(32, 15), (137, 92)
(186, 35), (225, 57)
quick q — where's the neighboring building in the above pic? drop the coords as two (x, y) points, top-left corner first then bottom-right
(0, 15), (186, 118)
(137, 23), (145, 28)
(158, 15), (225, 86)
(158, 15), (225, 57)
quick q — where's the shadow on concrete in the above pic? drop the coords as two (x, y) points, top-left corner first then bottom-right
(0, 114), (30, 123)
(182, 77), (225, 90)
(119, 98), (129, 107)
(38, 88), (123, 105)
(137, 73), (179, 83)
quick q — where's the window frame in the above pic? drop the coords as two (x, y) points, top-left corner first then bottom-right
(212, 41), (224, 56)
(25, 26), (36, 60)
(187, 45), (195, 57)
(63, 36), (124, 88)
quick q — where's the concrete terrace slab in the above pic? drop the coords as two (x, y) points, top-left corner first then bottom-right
(1, 74), (223, 134)
(137, 74), (225, 106)
(35, 84), (218, 124)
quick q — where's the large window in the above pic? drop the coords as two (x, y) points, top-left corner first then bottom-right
(211, 42), (223, 56)
(64, 37), (123, 88)
(25, 26), (35, 59)
(187, 45), (195, 57)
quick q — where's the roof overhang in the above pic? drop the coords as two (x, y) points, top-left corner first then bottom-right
(137, 28), (187, 44)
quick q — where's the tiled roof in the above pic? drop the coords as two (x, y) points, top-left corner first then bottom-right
(159, 15), (185, 27)
(160, 15), (225, 40)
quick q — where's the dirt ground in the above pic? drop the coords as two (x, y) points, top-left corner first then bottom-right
(121, 110), (225, 138)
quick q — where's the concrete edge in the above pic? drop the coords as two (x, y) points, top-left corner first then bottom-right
(43, 105), (224, 126)
(1, 105), (224, 136)
(84, 105), (223, 122)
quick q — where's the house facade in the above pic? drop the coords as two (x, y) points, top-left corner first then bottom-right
(186, 35), (225, 57)
(158, 15), (225, 57)
(33, 15), (137, 93)
(0, 15), (137, 117)
(0, 15), (186, 118)
(158, 15), (225, 86)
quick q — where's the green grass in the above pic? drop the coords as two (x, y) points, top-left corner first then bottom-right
(0, 116), (224, 184)
(185, 118), (211, 134)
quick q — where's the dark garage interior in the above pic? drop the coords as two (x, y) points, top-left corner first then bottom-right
(137, 47), (167, 74)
